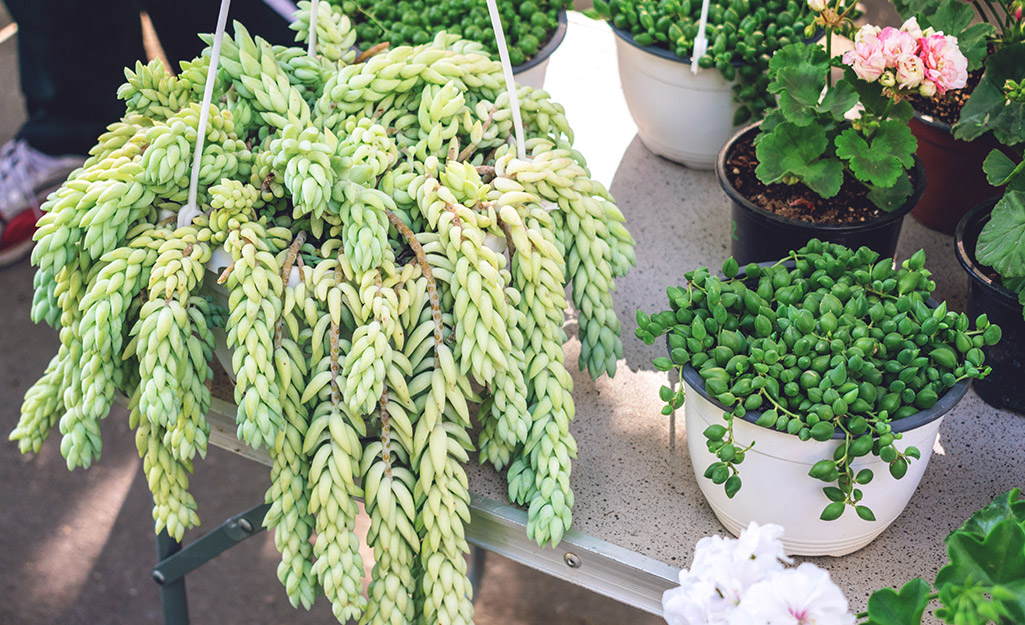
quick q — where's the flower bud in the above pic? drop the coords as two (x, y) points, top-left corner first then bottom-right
(808, 0), (827, 12)
(919, 79), (937, 97)
(879, 71), (896, 87)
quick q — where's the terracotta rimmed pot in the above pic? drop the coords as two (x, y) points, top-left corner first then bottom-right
(512, 9), (568, 89)
(954, 198), (1025, 415)
(611, 24), (741, 170)
(908, 112), (1001, 235)
(717, 122), (926, 265)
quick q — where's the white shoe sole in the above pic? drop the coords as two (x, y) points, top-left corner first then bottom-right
(0, 236), (34, 267)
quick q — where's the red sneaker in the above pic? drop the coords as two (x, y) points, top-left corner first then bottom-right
(0, 139), (85, 267)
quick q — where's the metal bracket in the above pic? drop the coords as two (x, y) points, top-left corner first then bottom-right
(152, 503), (271, 586)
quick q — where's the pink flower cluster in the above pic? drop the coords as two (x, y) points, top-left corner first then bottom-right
(842, 18), (968, 97)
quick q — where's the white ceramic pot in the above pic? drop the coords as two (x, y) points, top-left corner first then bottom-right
(203, 249), (237, 383)
(511, 10), (568, 90)
(612, 26), (741, 170)
(682, 369), (968, 556)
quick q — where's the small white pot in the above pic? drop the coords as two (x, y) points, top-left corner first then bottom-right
(612, 26), (741, 170)
(682, 371), (966, 556)
(511, 10), (568, 90)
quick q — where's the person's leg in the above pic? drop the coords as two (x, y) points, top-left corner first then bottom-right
(4, 0), (145, 157)
(143, 0), (298, 68)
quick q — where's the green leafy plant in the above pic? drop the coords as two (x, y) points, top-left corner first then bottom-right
(638, 240), (998, 520)
(583, 0), (814, 123)
(753, 1), (974, 211)
(333, 0), (570, 65)
(977, 160), (1025, 318)
(859, 488), (1025, 625)
(894, 0), (1025, 134)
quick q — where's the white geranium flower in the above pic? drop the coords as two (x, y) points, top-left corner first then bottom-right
(662, 523), (796, 625)
(729, 563), (856, 625)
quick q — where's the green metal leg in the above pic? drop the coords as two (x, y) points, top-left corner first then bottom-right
(155, 530), (189, 625)
(151, 503), (271, 625)
(468, 544), (488, 603)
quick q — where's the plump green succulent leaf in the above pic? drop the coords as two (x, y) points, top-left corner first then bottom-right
(865, 577), (931, 625)
(977, 191), (1025, 279)
(756, 121), (843, 197)
(836, 121), (916, 189)
(954, 43), (1025, 146)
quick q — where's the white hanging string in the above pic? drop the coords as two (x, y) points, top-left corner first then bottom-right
(307, 0), (319, 57)
(691, 0), (711, 74)
(180, 0), (232, 228)
(484, 0), (526, 160)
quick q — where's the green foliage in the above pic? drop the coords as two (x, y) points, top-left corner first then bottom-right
(755, 122), (843, 197)
(977, 190), (1025, 280)
(954, 44), (1025, 146)
(863, 489), (1025, 625)
(638, 241), (995, 521)
(919, 0), (994, 70)
(755, 44), (917, 211)
(586, 0), (813, 122)
(835, 121), (916, 189)
(335, 0), (570, 64)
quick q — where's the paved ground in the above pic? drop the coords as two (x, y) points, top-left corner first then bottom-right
(0, 2), (906, 625)
(0, 6), (664, 625)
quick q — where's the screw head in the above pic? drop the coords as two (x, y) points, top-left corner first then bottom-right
(563, 552), (581, 568)
(238, 518), (254, 533)
(152, 570), (166, 585)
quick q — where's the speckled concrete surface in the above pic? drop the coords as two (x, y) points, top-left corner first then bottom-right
(1, 7), (1021, 625)
(462, 12), (1025, 618)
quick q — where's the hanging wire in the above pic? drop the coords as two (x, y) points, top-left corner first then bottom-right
(180, 0), (232, 227)
(484, 0), (526, 160)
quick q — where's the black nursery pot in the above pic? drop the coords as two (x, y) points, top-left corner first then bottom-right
(716, 123), (926, 265)
(955, 199), (1025, 415)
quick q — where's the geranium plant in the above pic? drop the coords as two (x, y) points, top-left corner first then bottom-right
(754, 3), (968, 211)
(892, 0), (1025, 139)
(977, 160), (1025, 318)
(859, 488), (1025, 625)
(638, 241), (999, 520)
(662, 522), (855, 625)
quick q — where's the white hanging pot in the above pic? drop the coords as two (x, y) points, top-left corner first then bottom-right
(682, 365), (968, 556)
(611, 25), (740, 170)
(511, 9), (568, 90)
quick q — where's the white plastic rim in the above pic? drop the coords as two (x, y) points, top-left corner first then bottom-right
(613, 29), (741, 170)
(512, 60), (550, 90)
(683, 377), (943, 557)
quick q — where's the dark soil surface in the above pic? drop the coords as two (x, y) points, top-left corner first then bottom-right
(724, 132), (895, 226)
(906, 66), (985, 125)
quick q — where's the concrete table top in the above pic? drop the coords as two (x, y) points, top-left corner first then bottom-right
(459, 11), (1025, 617)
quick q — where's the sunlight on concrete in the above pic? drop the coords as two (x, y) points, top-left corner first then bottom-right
(23, 456), (139, 611)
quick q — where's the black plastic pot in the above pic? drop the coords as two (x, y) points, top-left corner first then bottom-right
(716, 123), (927, 265)
(954, 199), (1025, 415)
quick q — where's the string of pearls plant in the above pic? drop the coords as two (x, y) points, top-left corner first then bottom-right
(11, 3), (635, 623)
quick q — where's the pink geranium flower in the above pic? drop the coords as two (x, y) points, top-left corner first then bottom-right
(842, 34), (887, 83)
(878, 27), (918, 63)
(918, 34), (968, 93)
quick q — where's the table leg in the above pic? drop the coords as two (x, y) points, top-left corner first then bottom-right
(468, 544), (488, 603)
(154, 529), (190, 625)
